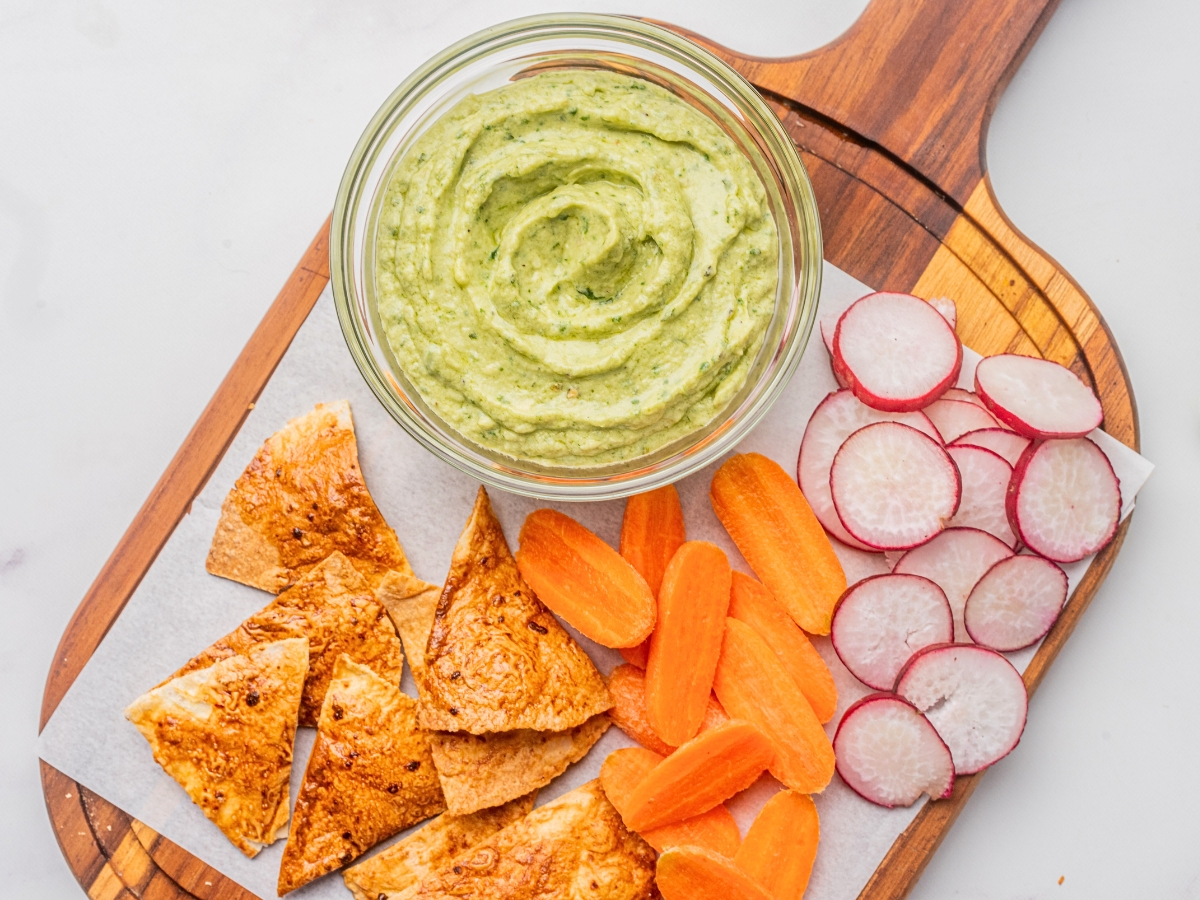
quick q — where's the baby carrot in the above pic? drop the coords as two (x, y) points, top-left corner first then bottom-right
(735, 790), (820, 898)
(656, 846), (775, 900)
(608, 664), (729, 757)
(620, 484), (687, 597)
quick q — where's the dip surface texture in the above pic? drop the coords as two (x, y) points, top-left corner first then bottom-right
(375, 70), (778, 466)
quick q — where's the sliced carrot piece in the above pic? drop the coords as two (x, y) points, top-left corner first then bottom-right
(623, 719), (773, 832)
(729, 571), (838, 723)
(620, 485), (687, 597)
(645, 541), (732, 746)
(619, 639), (650, 669)
(713, 618), (836, 793)
(735, 790), (819, 898)
(608, 664), (730, 757)
(656, 846), (775, 900)
(600, 748), (742, 858)
(515, 509), (655, 648)
(710, 452), (846, 635)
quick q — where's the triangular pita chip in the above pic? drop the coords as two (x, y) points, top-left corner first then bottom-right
(278, 655), (445, 895)
(170, 552), (404, 727)
(342, 792), (536, 900)
(410, 781), (656, 900)
(379, 569), (611, 814)
(207, 401), (411, 593)
(125, 637), (307, 858)
(418, 487), (611, 734)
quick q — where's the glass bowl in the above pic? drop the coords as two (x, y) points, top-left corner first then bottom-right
(331, 13), (822, 500)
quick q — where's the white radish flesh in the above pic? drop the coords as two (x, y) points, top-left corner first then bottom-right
(942, 387), (987, 409)
(1008, 438), (1121, 563)
(927, 296), (957, 331)
(831, 422), (961, 551)
(834, 693), (955, 808)
(896, 644), (1027, 774)
(798, 390), (942, 550)
(924, 398), (999, 444)
(974, 354), (1103, 439)
(833, 292), (963, 412)
(964, 555), (1069, 651)
(831, 574), (953, 690)
(951, 428), (1031, 467)
(893, 527), (1014, 642)
(946, 445), (1017, 547)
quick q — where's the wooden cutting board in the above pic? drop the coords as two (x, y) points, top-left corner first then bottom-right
(39, 0), (1139, 897)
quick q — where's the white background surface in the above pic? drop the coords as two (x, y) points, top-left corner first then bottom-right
(2, 0), (1197, 897)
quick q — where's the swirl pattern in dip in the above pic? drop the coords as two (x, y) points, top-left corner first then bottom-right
(375, 70), (778, 466)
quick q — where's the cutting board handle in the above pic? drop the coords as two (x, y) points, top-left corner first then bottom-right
(709, 0), (1061, 205)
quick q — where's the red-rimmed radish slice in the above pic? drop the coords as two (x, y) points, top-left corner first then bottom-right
(924, 399), (999, 444)
(831, 574), (953, 690)
(895, 644), (1027, 774)
(964, 555), (1069, 651)
(942, 387), (986, 409)
(951, 428), (1031, 467)
(831, 422), (961, 551)
(833, 292), (963, 412)
(820, 313), (850, 388)
(1007, 438), (1121, 562)
(798, 390), (942, 551)
(893, 527), (1014, 642)
(927, 296), (957, 331)
(833, 693), (954, 808)
(975, 354), (1103, 439)
(946, 445), (1016, 547)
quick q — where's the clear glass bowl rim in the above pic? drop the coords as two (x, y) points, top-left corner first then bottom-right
(331, 12), (823, 501)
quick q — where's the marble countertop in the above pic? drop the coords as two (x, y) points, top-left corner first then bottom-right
(3, 1), (1198, 897)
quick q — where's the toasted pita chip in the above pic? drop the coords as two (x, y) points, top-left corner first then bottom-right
(342, 793), (536, 900)
(278, 656), (445, 895)
(125, 637), (307, 858)
(207, 401), (411, 593)
(376, 569), (443, 699)
(429, 715), (610, 815)
(412, 780), (656, 900)
(171, 552), (405, 727)
(420, 487), (611, 734)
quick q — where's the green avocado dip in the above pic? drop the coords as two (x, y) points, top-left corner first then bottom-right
(375, 70), (778, 466)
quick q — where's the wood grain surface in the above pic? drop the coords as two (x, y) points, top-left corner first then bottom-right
(40, 0), (1139, 897)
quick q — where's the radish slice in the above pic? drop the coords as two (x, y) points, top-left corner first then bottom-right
(831, 574), (953, 690)
(946, 445), (1016, 547)
(924, 399), (999, 444)
(1008, 438), (1121, 562)
(951, 428), (1031, 467)
(927, 296), (957, 331)
(831, 422), (961, 551)
(942, 387), (987, 409)
(798, 390), (942, 551)
(833, 292), (963, 412)
(964, 555), (1069, 651)
(820, 313), (850, 388)
(893, 527), (1014, 642)
(896, 644), (1027, 774)
(834, 693), (955, 808)
(974, 354), (1103, 439)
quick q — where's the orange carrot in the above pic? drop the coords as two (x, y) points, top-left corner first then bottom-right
(656, 846), (775, 900)
(710, 453), (846, 634)
(620, 485), (687, 597)
(645, 542), (732, 746)
(713, 618), (835, 793)
(735, 790), (820, 898)
(623, 719), (773, 832)
(619, 639), (650, 669)
(729, 571), (838, 723)
(516, 509), (655, 648)
(600, 748), (741, 858)
(608, 664), (730, 757)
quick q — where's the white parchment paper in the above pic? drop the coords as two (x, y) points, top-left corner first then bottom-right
(38, 262), (1154, 900)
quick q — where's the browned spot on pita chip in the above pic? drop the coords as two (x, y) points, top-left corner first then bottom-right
(420, 487), (611, 734)
(278, 655), (445, 895)
(412, 781), (656, 900)
(170, 552), (405, 727)
(207, 401), (411, 593)
(125, 637), (308, 858)
(429, 715), (610, 816)
(342, 792), (535, 900)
